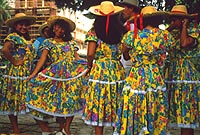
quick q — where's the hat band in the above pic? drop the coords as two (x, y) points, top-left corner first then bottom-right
(99, 10), (114, 36)
(171, 10), (187, 15)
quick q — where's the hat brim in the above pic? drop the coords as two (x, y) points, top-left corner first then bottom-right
(169, 13), (198, 19)
(117, 1), (141, 10)
(89, 5), (124, 16)
(5, 16), (36, 27)
(142, 11), (169, 18)
(38, 23), (48, 37)
(47, 16), (76, 32)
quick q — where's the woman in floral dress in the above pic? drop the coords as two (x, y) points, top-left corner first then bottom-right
(27, 16), (87, 135)
(0, 13), (36, 134)
(82, 1), (126, 135)
(165, 5), (200, 135)
(114, 6), (174, 135)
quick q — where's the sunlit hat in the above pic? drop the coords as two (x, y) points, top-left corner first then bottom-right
(139, 6), (168, 18)
(47, 16), (76, 32)
(89, 1), (124, 16)
(169, 5), (198, 18)
(117, 0), (140, 10)
(38, 22), (48, 37)
(5, 13), (36, 27)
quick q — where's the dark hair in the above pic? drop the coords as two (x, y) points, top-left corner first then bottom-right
(138, 16), (165, 28)
(123, 3), (141, 13)
(11, 20), (31, 40)
(48, 19), (72, 41)
(94, 14), (125, 44)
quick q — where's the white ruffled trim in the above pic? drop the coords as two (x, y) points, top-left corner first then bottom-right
(82, 116), (115, 127)
(88, 79), (125, 84)
(124, 86), (167, 94)
(0, 109), (29, 116)
(2, 75), (28, 80)
(139, 127), (148, 135)
(39, 69), (87, 81)
(27, 104), (82, 117)
(113, 127), (149, 135)
(165, 80), (200, 84)
(0, 65), (7, 69)
(169, 123), (199, 129)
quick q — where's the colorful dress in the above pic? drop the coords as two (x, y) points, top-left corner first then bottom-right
(114, 28), (174, 135)
(165, 25), (200, 129)
(82, 30), (125, 126)
(0, 33), (35, 115)
(26, 38), (87, 118)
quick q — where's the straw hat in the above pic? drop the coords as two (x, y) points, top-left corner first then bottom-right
(38, 22), (48, 37)
(139, 6), (168, 18)
(47, 16), (76, 32)
(169, 5), (198, 18)
(118, 0), (140, 10)
(89, 1), (124, 16)
(5, 13), (36, 27)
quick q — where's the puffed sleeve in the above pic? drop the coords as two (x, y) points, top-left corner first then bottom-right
(188, 25), (200, 48)
(4, 33), (23, 45)
(40, 38), (54, 51)
(121, 30), (135, 48)
(85, 28), (98, 43)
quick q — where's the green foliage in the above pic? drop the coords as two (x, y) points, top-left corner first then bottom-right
(0, 0), (12, 26)
(54, 0), (200, 17)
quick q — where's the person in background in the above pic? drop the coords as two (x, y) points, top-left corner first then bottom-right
(165, 5), (200, 135)
(114, 6), (174, 135)
(0, 13), (36, 134)
(82, 1), (126, 135)
(33, 22), (51, 71)
(27, 16), (87, 135)
(117, 0), (141, 76)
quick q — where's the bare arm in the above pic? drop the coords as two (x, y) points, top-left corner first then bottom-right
(181, 19), (195, 48)
(1, 41), (23, 66)
(122, 44), (131, 60)
(74, 51), (84, 60)
(87, 41), (96, 68)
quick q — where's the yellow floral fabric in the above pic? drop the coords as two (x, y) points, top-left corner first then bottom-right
(26, 38), (87, 118)
(115, 28), (174, 135)
(82, 30), (126, 126)
(0, 33), (35, 115)
(165, 25), (200, 129)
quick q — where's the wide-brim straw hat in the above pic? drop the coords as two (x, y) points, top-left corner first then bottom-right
(5, 13), (36, 27)
(169, 5), (198, 19)
(117, 0), (141, 10)
(47, 16), (76, 32)
(139, 6), (168, 18)
(89, 1), (124, 16)
(38, 22), (48, 37)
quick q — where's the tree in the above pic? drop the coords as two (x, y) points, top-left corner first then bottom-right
(0, 0), (11, 26)
(53, 0), (199, 18)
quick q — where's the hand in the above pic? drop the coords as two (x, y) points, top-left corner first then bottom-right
(84, 68), (91, 79)
(27, 73), (36, 81)
(12, 59), (24, 66)
(182, 18), (188, 27)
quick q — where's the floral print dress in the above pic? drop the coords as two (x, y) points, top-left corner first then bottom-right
(26, 38), (87, 118)
(165, 26), (200, 129)
(82, 30), (125, 126)
(114, 28), (174, 135)
(0, 33), (35, 115)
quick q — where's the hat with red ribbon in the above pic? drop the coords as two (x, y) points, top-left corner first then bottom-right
(88, 1), (124, 35)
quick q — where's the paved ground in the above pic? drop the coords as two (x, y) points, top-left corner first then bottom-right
(0, 115), (199, 135)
